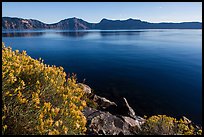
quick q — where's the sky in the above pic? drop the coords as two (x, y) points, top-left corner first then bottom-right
(2, 2), (202, 24)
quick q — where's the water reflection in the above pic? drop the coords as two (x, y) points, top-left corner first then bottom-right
(2, 32), (46, 37)
(56, 31), (89, 37)
(99, 30), (144, 37)
(2, 30), (144, 38)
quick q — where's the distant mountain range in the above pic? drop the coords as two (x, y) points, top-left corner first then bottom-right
(2, 17), (202, 30)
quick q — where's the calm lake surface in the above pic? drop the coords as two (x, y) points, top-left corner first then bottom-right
(2, 29), (202, 125)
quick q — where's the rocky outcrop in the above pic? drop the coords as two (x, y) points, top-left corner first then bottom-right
(2, 17), (49, 30)
(80, 83), (146, 135)
(80, 83), (202, 135)
(92, 95), (117, 110)
(123, 97), (136, 119)
(82, 107), (143, 135)
(78, 83), (117, 110)
(122, 116), (140, 127)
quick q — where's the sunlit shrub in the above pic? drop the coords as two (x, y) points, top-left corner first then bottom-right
(2, 42), (87, 135)
(140, 115), (202, 135)
(80, 92), (98, 109)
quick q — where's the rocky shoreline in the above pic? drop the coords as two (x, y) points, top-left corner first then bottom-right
(79, 83), (146, 135)
(79, 83), (202, 135)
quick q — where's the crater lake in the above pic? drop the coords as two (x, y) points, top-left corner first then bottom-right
(2, 29), (202, 125)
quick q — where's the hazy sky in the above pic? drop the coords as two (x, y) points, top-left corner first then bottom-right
(2, 2), (202, 24)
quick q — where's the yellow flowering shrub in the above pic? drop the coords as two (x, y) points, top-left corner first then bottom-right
(2, 42), (87, 135)
(140, 115), (202, 135)
(81, 92), (98, 109)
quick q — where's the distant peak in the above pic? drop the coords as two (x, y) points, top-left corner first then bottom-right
(101, 18), (108, 20)
(100, 18), (109, 22)
(126, 18), (141, 21)
(62, 17), (79, 20)
(127, 18), (133, 20)
(69, 17), (78, 20)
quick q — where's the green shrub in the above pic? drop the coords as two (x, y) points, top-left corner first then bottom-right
(2, 42), (87, 135)
(140, 115), (202, 135)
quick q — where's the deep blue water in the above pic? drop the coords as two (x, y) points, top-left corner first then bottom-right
(2, 29), (202, 125)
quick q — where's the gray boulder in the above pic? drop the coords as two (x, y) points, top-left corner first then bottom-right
(122, 97), (146, 125)
(93, 95), (117, 110)
(123, 97), (136, 119)
(82, 107), (140, 135)
(78, 83), (92, 94)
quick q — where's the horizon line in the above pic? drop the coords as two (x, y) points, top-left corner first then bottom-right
(2, 16), (202, 24)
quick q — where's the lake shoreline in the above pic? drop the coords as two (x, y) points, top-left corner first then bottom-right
(3, 29), (202, 127)
(79, 83), (202, 135)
